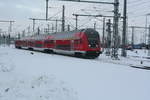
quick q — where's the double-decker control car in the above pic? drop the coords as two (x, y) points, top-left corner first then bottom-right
(15, 28), (101, 58)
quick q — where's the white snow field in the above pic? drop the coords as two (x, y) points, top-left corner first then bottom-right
(0, 45), (150, 100)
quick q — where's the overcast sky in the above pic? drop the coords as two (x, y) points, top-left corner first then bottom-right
(0, 0), (150, 39)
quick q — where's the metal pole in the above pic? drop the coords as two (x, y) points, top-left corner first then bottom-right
(148, 25), (150, 56)
(37, 27), (40, 35)
(27, 26), (31, 36)
(145, 15), (148, 44)
(102, 17), (106, 51)
(106, 19), (111, 56)
(112, 0), (119, 59)
(46, 0), (49, 20)
(126, 17), (129, 45)
(68, 25), (70, 31)
(131, 26), (134, 47)
(33, 19), (35, 32)
(121, 0), (127, 57)
(56, 20), (58, 32)
(47, 24), (50, 33)
(9, 21), (13, 32)
(75, 15), (78, 30)
(51, 24), (54, 32)
(94, 22), (96, 30)
(62, 5), (65, 31)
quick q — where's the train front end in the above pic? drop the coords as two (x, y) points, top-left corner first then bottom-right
(83, 28), (101, 58)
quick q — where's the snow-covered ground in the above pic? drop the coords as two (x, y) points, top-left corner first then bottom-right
(0, 45), (150, 100)
(99, 49), (150, 68)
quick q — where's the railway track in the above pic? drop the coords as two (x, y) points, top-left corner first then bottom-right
(15, 48), (150, 70)
(96, 56), (150, 70)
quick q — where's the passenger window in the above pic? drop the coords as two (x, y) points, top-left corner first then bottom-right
(44, 40), (49, 44)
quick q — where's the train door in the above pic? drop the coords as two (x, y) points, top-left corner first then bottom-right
(71, 40), (74, 50)
(54, 40), (56, 49)
(74, 39), (82, 50)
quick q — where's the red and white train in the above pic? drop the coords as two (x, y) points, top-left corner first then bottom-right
(15, 28), (101, 58)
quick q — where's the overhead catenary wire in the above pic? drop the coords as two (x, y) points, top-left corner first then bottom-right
(127, 0), (144, 4)
(128, 0), (150, 7)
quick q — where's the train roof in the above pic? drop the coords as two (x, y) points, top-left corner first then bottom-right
(18, 28), (98, 41)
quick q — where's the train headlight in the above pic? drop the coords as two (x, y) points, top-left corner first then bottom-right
(88, 44), (91, 47)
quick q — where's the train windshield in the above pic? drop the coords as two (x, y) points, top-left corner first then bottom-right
(85, 29), (99, 48)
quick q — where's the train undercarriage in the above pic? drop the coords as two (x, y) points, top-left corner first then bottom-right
(15, 46), (101, 59)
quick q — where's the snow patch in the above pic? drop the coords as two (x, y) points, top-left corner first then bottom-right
(0, 75), (78, 100)
(0, 46), (150, 100)
(0, 63), (14, 72)
(0, 59), (15, 72)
